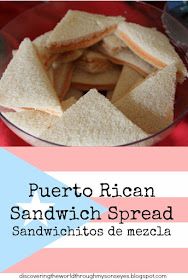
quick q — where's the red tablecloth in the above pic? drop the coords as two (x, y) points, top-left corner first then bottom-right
(0, 1), (188, 146)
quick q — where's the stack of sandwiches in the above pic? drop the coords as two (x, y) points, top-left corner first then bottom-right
(0, 10), (187, 146)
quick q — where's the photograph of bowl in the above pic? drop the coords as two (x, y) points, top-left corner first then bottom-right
(0, 1), (188, 146)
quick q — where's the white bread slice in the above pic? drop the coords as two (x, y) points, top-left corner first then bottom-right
(47, 67), (54, 84)
(71, 65), (121, 90)
(0, 105), (15, 113)
(40, 89), (149, 146)
(13, 33), (56, 73)
(100, 33), (126, 55)
(61, 96), (78, 111)
(12, 49), (17, 57)
(114, 64), (177, 134)
(53, 62), (74, 100)
(46, 10), (124, 53)
(66, 87), (83, 99)
(108, 65), (144, 102)
(106, 91), (113, 100)
(0, 38), (62, 116)
(12, 31), (56, 67)
(33, 31), (57, 68)
(56, 49), (84, 64)
(61, 88), (82, 111)
(76, 50), (112, 73)
(98, 46), (155, 76)
(116, 21), (187, 82)
(2, 110), (56, 138)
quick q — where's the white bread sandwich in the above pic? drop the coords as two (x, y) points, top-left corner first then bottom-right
(76, 50), (112, 73)
(71, 65), (121, 90)
(0, 38), (63, 116)
(56, 49), (84, 64)
(98, 45), (155, 76)
(114, 64), (177, 134)
(116, 21), (187, 82)
(53, 62), (74, 100)
(40, 89), (149, 146)
(47, 67), (54, 84)
(61, 88), (83, 111)
(2, 110), (56, 138)
(12, 49), (17, 57)
(65, 87), (83, 100)
(100, 33), (126, 55)
(107, 64), (144, 102)
(33, 31), (57, 68)
(46, 10), (124, 53)
(0, 105), (15, 113)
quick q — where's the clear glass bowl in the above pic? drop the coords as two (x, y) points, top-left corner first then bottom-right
(0, 1), (188, 146)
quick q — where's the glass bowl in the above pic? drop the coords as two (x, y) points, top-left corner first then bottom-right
(0, 1), (188, 146)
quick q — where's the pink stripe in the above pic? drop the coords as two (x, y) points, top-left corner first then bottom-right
(5, 147), (188, 171)
(93, 198), (188, 222)
(5, 248), (188, 273)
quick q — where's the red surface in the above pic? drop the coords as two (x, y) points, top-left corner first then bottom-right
(0, 1), (188, 146)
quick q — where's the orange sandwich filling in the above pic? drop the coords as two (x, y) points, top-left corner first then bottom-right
(57, 50), (84, 64)
(48, 25), (118, 53)
(16, 107), (62, 117)
(107, 56), (147, 77)
(117, 30), (167, 69)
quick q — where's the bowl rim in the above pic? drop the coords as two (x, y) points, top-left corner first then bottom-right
(1, 109), (186, 147)
(1, 1), (188, 146)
